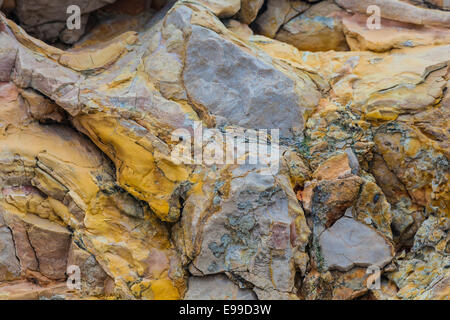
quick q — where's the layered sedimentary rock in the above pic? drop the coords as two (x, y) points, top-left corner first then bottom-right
(0, 0), (448, 300)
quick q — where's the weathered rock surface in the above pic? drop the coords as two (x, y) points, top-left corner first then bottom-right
(335, 0), (450, 27)
(388, 215), (449, 299)
(14, 0), (118, 43)
(184, 274), (257, 300)
(193, 0), (240, 18)
(318, 217), (394, 272)
(0, 0), (449, 300)
(343, 13), (450, 52)
(236, 0), (264, 24)
(67, 241), (113, 296)
(276, 0), (349, 52)
(178, 162), (310, 299)
(0, 213), (21, 281)
(183, 25), (320, 137)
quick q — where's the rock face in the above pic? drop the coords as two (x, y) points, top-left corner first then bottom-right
(179, 164), (310, 299)
(335, 0), (450, 27)
(13, 0), (118, 43)
(0, 0), (448, 300)
(0, 214), (21, 281)
(318, 217), (394, 272)
(183, 25), (319, 137)
(276, 0), (349, 52)
(184, 274), (257, 300)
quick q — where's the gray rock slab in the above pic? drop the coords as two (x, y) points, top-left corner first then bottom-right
(318, 217), (394, 271)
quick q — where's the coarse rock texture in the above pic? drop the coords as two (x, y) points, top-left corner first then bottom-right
(0, 0), (448, 300)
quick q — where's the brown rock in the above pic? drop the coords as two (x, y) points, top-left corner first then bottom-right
(0, 41), (17, 82)
(426, 0), (450, 10)
(276, 0), (349, 52)
(1, 0), (16, 14)
(303, 175), (362, 228)
(332, 268), (369, 300)
(14, 0), (118, 43)
(0, 0), (448, 301)
(224, 19), (254, 39)
(236, 0), (264, 24)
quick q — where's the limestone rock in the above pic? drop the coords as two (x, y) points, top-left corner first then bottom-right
(0, 44), (16, 82)
(0, 79), (185, 298)
(374, 122), (448, 212)
(331, 268), (370, 300)
(312, 153), (353, 181)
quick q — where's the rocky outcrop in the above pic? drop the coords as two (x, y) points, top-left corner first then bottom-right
(0, 0), (448, 300)
(184, 274), (257, 300)
(276, 0), (349, 52)
(335, 0), (450, 27)
(342, 13), (450, 52)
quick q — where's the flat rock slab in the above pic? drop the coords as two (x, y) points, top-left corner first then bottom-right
(184, 274), (256, 300)
(318, 217), (394, 272)
(0, 225), (21, 281)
